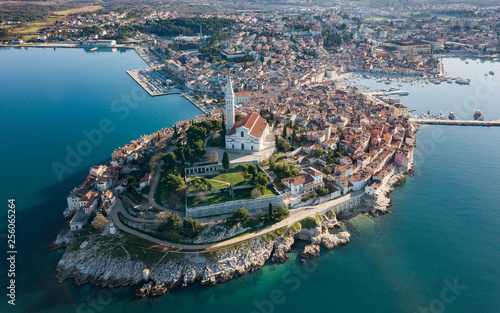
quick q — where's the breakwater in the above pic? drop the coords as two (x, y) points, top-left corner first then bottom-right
(410, 118), (500, 127)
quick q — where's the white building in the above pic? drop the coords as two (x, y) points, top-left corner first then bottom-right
(225, 76), (269, 151)
(281, 167), (325, 195)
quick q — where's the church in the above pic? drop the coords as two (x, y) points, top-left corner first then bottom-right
(224, 75), (269, 152)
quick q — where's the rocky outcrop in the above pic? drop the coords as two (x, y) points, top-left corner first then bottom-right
(300, 244), (320, 258)
(321, 231), (350, 249)
(57, 236), (275, 297)
(57, 211), (356, 296)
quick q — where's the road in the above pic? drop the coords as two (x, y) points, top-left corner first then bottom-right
(108, 191), (363, 252)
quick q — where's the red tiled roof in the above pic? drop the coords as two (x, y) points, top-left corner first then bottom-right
(228, 112), (267, 138)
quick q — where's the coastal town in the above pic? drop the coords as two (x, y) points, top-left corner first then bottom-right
(26, 0), (497, 298)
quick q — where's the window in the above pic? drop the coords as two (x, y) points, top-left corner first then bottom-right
(251, 146), (254, 150)
(232, 144), (234, 149)
(241, 131), (244, 137)
(241, 143), (244, 150)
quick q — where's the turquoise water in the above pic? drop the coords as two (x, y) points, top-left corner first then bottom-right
(350, 57), (500, 120)
(1, 49), (499, 313)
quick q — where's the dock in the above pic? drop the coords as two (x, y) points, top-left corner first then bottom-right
(181, 93), (208, 114)
(410, 118), (500, 127)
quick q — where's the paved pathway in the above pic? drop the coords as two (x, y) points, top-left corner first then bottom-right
(109, 192), (363, 252)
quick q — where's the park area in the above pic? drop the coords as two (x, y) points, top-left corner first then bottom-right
(186, 166), (277, 207)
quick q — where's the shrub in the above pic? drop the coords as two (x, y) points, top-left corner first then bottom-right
(300, 217), (317, 229)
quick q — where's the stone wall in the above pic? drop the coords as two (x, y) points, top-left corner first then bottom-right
(185, 195), (284, 219)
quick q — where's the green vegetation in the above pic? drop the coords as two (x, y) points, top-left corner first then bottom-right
(235, 164), (269, 193)
(142, 17), (236, 37)
(285, 222), (302, 237)
(269, 161), (300, 179)
(226, 207), (251, 227)
(326, 209), (336, 219)
(300, 217), (317, 229)
(222, 151), (231, 170)
(322, 29), (342, 49)
(315, 214), (323, 223)
(273, 206), (290, 221)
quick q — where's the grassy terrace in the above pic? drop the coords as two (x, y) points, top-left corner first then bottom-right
(207, 168), (247, 186)
(186, 185), (275, 207)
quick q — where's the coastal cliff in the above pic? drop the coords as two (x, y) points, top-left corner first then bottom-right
(56, 211), (351, 297)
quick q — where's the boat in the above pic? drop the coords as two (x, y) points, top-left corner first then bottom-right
(399, 91), (409, 96)
(455, 78), (470, 85)
(449, 112), (456, 120)
(490, 71), (495, 75)
(473, 109), (484, 121)
(465, 61), (469, 64)
(89, 47), (98, 51)
(384, 80), (391, 85)
(447, 79), (453, 84)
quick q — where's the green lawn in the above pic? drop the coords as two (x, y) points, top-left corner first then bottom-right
(207, 169), (246, 186)
(187, 185), (276, 207)
(187, 177), (228, 193)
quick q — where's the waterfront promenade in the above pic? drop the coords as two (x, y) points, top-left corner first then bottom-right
(108, 191), (363, 252)
(410, 118), (500, 127)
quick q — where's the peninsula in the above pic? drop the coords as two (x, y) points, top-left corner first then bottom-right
(47, 2), (497, 297)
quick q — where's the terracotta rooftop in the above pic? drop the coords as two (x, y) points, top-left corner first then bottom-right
(228, 112), (267, 138)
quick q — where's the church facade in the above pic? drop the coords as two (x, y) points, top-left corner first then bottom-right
(224, 76), (269, 152)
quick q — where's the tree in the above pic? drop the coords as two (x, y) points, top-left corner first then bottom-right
(162, 152), (176, 169)
(183, 218), (200, 237)
(166, 213), (182, 230)
(163, 173), (185, 195)
(251, 188), (262, 199)
(268, 202), (274, 217)
(233, 207), (250, 223)
(205, 150), (218, 163)
(92, 214), (108, 229)
(315, 148), (324, 158)
(273, 206), (289, 221)
(283, 126), (288, 139)
(222, 151), (230, 170)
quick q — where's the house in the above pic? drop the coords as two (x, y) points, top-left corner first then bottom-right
(282, 167), (325, 195)
(114, 179), (127, 195)
(96, 176), (113, 191)
(349, 173), (370, 191)
(139, 173), (151, 190)
(394, 145), (414, 171)
(69, 209), (88, 231)
(83, 196), (99, 215)
(234, 91), (250, 105)
(365, 180), (382, 197)
(79, 190), (99, 209)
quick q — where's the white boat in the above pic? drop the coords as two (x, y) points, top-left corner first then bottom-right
(399, 91), (409, 96)
(456, 78), (470, 85)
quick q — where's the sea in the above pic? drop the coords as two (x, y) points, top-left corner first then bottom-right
(0, 48), (499, 313)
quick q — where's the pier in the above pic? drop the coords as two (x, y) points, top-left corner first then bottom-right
(410, 118), (500, 127)
(181, 93), (208, 114)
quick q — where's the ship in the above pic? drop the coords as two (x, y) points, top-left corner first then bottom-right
(473, 109), (484, 121)
(455, 78), (470, 85)
(449, 112), (456, 120)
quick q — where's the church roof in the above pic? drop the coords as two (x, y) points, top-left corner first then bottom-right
(228, 112), (267, 138)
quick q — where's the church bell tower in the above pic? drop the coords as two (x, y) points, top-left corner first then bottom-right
(225, 75), (235, 134)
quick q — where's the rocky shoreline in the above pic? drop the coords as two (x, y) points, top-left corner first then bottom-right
(55, 211), (352, 297)
(55, 171), (409, 297)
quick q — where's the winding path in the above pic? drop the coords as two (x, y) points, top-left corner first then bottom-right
(108, 191), (363, 252)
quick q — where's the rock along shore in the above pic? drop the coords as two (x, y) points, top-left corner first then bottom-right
(55, 211), (352, 297)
